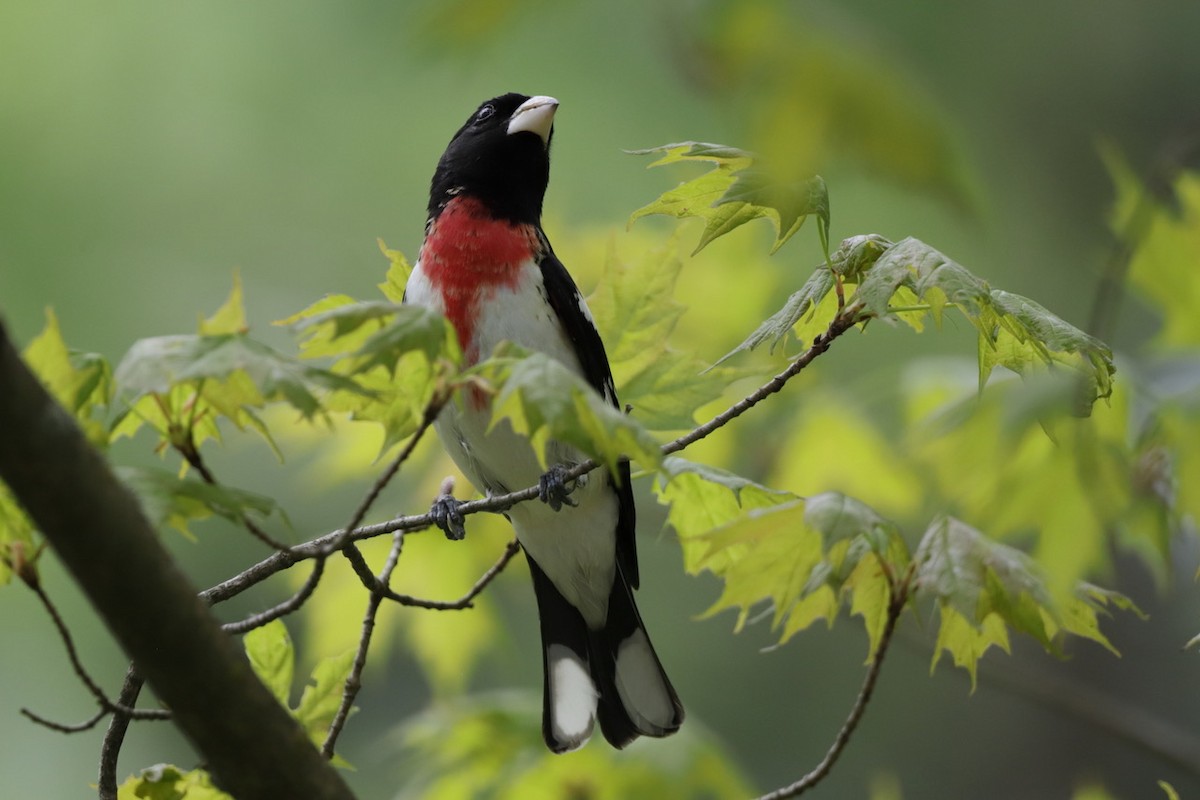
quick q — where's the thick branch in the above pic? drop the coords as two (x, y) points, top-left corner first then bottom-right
(0, 320), (354, 800)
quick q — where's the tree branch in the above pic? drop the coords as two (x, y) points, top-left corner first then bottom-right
(20, 580), (169, 722)
(0, 320), (355, 800)
(199, 309), (862, 610)
(322, 530), (407, 757)
(755, 566), (910, 800)
(20, 707), (107, 734)
(98, 667), (145, 800)
(221, 557), (326, 635)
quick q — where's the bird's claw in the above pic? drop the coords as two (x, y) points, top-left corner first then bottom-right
(538, 463), (579, 512)
(431, 493), (467, 540)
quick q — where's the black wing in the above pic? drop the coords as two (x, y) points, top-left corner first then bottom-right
(537, 247), (639, 589)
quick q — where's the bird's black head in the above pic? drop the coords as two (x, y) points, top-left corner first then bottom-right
(428, 93), (558, 225)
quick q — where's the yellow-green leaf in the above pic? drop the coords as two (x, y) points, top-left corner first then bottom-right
(629, 141), (829, 255)
(244, 619), (295, 706)
(198, 272), (248, 335)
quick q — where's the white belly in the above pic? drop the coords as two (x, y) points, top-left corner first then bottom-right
(407, 259), (617, 627)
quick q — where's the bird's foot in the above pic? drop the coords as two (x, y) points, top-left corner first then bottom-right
(538, 463), (579, 512)
(430, 484), (467, 541)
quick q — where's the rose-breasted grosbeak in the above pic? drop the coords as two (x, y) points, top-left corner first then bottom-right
(404, 94), (684, 752)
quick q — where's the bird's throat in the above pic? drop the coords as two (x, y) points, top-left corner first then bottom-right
(419, 195), (541, 361)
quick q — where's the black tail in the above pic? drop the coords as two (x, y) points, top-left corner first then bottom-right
(590, 563), (684, 748)
(526, 555), (683, 752)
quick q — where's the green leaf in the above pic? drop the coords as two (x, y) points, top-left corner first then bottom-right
(116, 764), (232, 800)
(929, 604), (1010, 689)
(714, 266), (835, 364)
(696, 499), (820, 631)
(22, 308), (112, 446)
(1104, 147), (1200, 349)
(656, 465), (909, 652)
(288, 301), (456, 370)
(275, 294), (366, 359)
(294, 649), (357, 746)
(852, 237), (989, 319)
(115, 334), (362, 419)
(478, 350), (662, 474)
(629, 142), (830, 254)
(848, 237), (1114, 411)
(0, 484), (37, 588)
(907, 371), (1150, 594)
(281, 298), (457, 453)
(845, 554), (895, 662)
(914, 516), (1137, 683)
(110, 332), (368, 458)
(653, 457), (797, 575)
(377, 239), (413, 302)
(118, 466), (283, 538)
(586, 239), (742, 429)
(244, 620), (295, 706)
(236, 618), (356, 760)
(198, 273), (248, 335)
(1160, 780), (1181, 800)
(1046, 583), (1144, 656)
(915, 516), (1049, 626)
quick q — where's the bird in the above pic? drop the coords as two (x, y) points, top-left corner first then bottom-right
(403, 93), (684, 753)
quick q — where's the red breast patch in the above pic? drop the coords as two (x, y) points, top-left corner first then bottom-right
(419, 196), (540, 361)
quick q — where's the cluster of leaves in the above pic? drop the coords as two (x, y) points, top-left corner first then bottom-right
(713, 232), (1115, 411)
(657, 460), (1139, 684)
(631, 140), (1154, 686)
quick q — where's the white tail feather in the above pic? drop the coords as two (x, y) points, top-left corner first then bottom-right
(547, 644), (598, 750)
(614, 629), (677, 733)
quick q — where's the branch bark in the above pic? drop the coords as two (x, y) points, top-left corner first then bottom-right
(0, 320), (355, 800)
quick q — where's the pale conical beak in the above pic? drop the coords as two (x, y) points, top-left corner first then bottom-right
(507, 95), (558, 145)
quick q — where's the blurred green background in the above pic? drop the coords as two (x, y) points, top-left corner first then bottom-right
(3, 0), (1200, 797)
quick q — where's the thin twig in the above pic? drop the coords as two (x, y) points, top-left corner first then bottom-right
(756, 566), (910, 800)
(661, 307), (861, 458)
(321, 530), (407, 758)
(322, 392), (448, 558)
(344, 537), (522, 610)
(98, 667), (145, 800)
(221, 557), (326, 634)
(453, 538), (523, 606)
(27, 581), (169, 721)
(19, 707), (106, 733)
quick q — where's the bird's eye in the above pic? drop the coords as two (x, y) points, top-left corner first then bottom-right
(476, 104), (495, 122)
